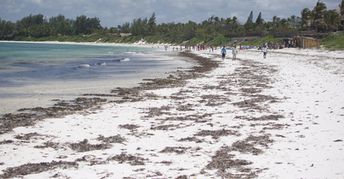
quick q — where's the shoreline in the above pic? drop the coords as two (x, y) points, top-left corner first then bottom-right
(0, 51), (194, 115)
(0, 41), (194, 115)
(0, 40), (170, 48)
(0, 46), (344, 178)
(0, 51), (218, 134)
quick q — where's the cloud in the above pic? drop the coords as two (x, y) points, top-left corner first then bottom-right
(30, 0), (43, 5)
(1, 0), (341, 27)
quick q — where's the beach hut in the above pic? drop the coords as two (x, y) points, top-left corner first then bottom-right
(293, 36), (320, 49)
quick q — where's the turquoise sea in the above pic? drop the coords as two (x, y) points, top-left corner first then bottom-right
(0, 42), (176, 86)
(0, 41), (189, 113)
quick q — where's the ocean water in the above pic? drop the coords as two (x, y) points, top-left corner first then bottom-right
(0, 41), (190, 113)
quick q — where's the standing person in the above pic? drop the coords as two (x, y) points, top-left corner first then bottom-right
(262, 45), (268, 59)
(221, 46), (226, 60)
(232, 46), (238, 60)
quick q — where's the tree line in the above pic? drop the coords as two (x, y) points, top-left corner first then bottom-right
(0, 14), (102, 39)
(1, 0), (344, 45)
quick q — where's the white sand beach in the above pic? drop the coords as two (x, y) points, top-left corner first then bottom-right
(0, 47), (344, 178)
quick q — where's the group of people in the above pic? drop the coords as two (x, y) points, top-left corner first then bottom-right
(221, 43), (268, 60)
(221, 46), (238, 60)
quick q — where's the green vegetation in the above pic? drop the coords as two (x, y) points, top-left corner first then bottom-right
(1, 0), (344, 47)
(241, 36), (280, 46)
(321, 32), (344, 50)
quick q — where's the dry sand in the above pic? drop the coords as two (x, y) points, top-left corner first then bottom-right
(0, 48), (343, 178)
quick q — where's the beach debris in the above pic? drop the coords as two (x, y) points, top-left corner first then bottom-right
(0, 140), (14, 145)
(75, 155), (107, 166)
(14, 132), (48, 141)
(0, 161), (78, 178)
(0, 97), (107, 134)
(97, 135), (126, 144)
(178, 136), (204, 143)
(150, 124), (180, 130)
(160, 161), (173, 165)
(235, 115), (284, 121)
(0, 52), (291, 178)
(34, 141), (61, 150)
(176, 175), (188, 179)
(195, 129), (240, 139)
(108, 153), (146, 165)
(199, 94), (228, 106)
(176, 103), (195, 111)
(160, 113), (212, 123)
(144, 105), (171, 117)
(230, 135), (273, 155)
(119, 124), (140, 131)
(68, 139), (112, 152)
(160, 146), (190, 154)
(205, 146), (256, 178)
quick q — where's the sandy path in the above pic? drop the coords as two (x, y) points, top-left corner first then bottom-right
(0, 49), (343, 178)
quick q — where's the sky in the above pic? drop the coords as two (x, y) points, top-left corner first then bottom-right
(1, 0), (341, 27)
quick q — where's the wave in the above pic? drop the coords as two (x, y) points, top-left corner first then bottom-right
(124, 51), (145, 56)
(78, 62), (107, 68)
(110, 58), (130, 62)
(78, 64), (91, 68)
(121, 58), (130, 62)
(123, 52), (137, 54)
(12, 61), (35, 65)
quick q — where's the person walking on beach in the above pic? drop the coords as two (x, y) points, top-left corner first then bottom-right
(232, 46), (238, 60)
(221, 46), (226, 60)
(262, 45), (268, 59)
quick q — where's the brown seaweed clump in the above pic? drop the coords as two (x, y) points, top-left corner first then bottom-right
(0, 161), (78, 178)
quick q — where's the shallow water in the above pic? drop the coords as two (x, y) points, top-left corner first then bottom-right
(0, 42), (191, 114)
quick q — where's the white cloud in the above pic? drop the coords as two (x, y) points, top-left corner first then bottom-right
(31, 0), (43, 4)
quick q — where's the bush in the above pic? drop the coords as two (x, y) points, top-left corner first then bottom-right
(321, 32), (344, 50)
(241, 35), (280, 46)
(208, 35), (230, 46)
